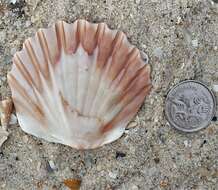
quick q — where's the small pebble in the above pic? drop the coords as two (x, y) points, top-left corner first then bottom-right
(1, 76), (6, 82)
(37, 162), (41, 172)
(108, 171), (117, 179)
(140, 51), (149, 64)
(191, 39), (198, 48)
(129, 184), (139, 190)
(0, 128), (9, 148)
(25, 20), (32, 27)
(126, 121), (138, 129)
(212, 116), (217, 122)
(153, 47), (163, 59)
(213, 85), (218, 92)
(184, 140), (191, 147)
(48, 160), (56, 171)
(22, 135), (29, 143)
(10, 48), (17, 56)
(176, 16), (182, 25)
(116, 151), (126, 159)
(212, 0), (218, 4)
(9, 114), (17, 125)
(1, 183), (6, 188)
(10, 0), (18, 4)
(135, 0), (140, 4)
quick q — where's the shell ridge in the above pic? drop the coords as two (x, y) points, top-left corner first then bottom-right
(118, 64), (149, 93)
(32, 86), (61, 128)
(99, 66), (151, 121)
(13, 54), (37, 90)
(76, 46), (92, 112)
(81, 48), (97, 113)
(95, 48), (139, 116)
(52, 21), (66, 106)
(47, 56), (71, 131)
(88, 27), (119, 115)
(118, 66), (151, 101)
(12, 56), (51, 122)
(88, 57), (112, 116)
(101, 84), (151, 133)
(37, 30), (51, 77)
(109, 47), (138, 84)
(61, 21), (67, 52)
(35, 27), (72, 129)
(80, 52), (97, 113)
(13, 98), (45, 125)
(89, 31), (127, 115)
(23, 40), (42, 87)
(8, 74), (45, 121)
(83, 24), (106, 114)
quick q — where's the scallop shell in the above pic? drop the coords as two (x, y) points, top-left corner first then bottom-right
(8, 20), (152, 149)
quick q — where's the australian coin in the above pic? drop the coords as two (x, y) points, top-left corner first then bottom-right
(165, 80), (216, 132)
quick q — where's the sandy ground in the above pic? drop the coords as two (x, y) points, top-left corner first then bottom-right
(0, 0), (218, 189)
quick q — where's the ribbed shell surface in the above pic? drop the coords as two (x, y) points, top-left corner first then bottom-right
(8, 20), (152, 149)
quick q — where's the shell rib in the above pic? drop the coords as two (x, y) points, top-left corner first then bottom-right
(8, 20), (152, 149)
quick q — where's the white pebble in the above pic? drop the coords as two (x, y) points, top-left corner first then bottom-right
(176, 16), (182, 25)
(9, 114), (17, 125)
(192, 39), (198, 48)
(10, 48), (17, 56)
(22, 135), (29, 143)
(129, 184), (139, 190)
(108, 171), (117, 179)
(135, 0), (140, 4)
(25, 21), (32, 27)
(0, 128), (9, 148)
(127, 121), (138, 129)
(184, 140), (191, 147)
(37, 162), (41, 172)
(48, 160), (56, 170)
(153, 47), (163, 59)
(10, 0), (18, 4)
(213, 85), (218, 92)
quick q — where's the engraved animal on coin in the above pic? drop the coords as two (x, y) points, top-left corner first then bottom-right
(170, 94), (210, 127)
(165, 81), (216, 132)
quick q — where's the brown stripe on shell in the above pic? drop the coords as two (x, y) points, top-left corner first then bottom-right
(101, 82), (152, 134)
(95, 24), (114, 70)
(118, 65), (151, 106)
(36, 29), (51, 78)
(13, 53), (38, 90)
(7, 74), (45, 122)
(119, 64), (151, 95)
(12, 98), (46, 126)
(105, 31), (127, 80)
(107, 47), (139, 91)
(103, 65), (151, 117)
(24, 39), (42, 73)
(55, 21), (67, 53)
(82, 21), (99, 55)
(62, 21), (79, 54)
(23, 40), (43, 89)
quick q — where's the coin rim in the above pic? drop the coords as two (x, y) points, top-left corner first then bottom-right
(165, 80), (217, 132)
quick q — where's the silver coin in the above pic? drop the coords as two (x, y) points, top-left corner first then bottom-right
(165, 80), (216, 132)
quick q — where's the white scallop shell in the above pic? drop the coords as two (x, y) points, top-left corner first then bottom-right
(8, 20), (151, 149)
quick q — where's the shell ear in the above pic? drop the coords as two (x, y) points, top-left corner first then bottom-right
(8, 20), (152, 149)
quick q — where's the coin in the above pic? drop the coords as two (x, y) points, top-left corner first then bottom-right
(165, 80), (216, 132)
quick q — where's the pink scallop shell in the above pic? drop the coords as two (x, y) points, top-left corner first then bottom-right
(8, 20), (152, 149)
